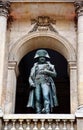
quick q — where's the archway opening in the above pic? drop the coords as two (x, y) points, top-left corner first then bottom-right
(15, 48), (70, 114)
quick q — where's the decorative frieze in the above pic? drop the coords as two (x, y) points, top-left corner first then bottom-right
(0, 1), (10, 17)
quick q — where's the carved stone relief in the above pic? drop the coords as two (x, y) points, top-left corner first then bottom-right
(29, 16), (58, 33)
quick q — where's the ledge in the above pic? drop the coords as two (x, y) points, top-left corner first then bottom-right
(3, 114), (75, 120)
(75, 113), (83, 118)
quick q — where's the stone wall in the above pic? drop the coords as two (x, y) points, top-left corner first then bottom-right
(7, 2), (76, 50)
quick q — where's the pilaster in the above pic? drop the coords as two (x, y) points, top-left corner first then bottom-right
(68, 61), (78, 113)
(74, 1), (83, 106)
(5, 61), (17, 114)
(0, 1), (10, 108)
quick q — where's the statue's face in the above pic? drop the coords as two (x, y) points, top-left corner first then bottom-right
(38, 56), (46, 63)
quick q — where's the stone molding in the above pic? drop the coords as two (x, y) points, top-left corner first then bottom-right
(6, 0), (83, 2)
(9, 32), (76, 64)
(3, 114), (75, 120)
(74, 1), (83, 16)
(8, 61), (17, 70)
(68, 61), (77, 69)
(0, 1), (10, 17)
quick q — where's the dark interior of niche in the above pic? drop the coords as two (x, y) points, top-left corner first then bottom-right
(15, 48), (70, 114)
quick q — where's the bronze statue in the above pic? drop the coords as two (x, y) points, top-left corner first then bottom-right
(27, 49), (58, 113)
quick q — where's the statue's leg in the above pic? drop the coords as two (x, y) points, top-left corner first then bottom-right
(35, 84), (41, 113)
(42, 84), (50, 113)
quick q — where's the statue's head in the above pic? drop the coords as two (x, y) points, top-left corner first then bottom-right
(34, 49), (50, 59)
(34, 49), (50, 63)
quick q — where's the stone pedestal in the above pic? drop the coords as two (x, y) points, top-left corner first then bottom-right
(74, 1), (83, 106)
(0, 1), (10, 107)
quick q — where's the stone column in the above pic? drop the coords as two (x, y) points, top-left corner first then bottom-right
(68, 61), (78, 113)
(74, 1), (83, 106)
(0, 1), (10, 107)
(5, 61), (17, 114)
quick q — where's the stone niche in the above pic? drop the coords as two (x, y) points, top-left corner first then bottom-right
(4, 31), (77, 114)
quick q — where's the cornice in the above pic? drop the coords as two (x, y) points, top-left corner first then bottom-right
(8, 0), (83, 3)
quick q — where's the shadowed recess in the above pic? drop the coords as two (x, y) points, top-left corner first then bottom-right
(15, 48), (70, 114)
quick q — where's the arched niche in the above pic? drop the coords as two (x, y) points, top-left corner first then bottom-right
(5, 32), (77, 114)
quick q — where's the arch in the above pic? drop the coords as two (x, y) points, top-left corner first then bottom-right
(6, 32), (78, 114)
(9, 32), (76, 65)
